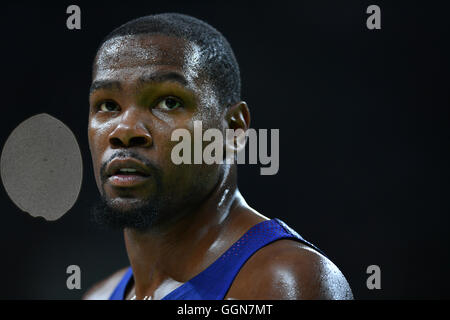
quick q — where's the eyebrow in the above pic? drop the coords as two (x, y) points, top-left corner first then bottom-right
(89, 80), (121, 94)
(90, 72), (189, 94)
(138, 72), (188, 88)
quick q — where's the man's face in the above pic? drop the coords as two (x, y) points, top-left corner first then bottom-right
(88, 34), (224, 229)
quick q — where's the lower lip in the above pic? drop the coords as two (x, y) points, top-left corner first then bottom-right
(108, 174), (150, 187)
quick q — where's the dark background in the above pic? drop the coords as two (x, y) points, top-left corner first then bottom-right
(0, 0), (448, 299)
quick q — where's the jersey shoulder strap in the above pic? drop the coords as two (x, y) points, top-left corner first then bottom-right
(109, 218), (324, 300)
(162, 218), (325, 300)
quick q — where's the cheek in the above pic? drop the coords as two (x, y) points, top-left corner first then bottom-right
(152, 109), (176, 127)
(170, 163), (221, 202)
(87, 133), (102, 190)
(88, 119), (114, 183)
(89, 116), (115, 142)
(152, 116), (193, 161)
(159, 124), (221, 191)
(161, 162), (218, 198)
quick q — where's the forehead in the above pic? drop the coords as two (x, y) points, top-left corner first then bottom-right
(93, 34), (203, 83)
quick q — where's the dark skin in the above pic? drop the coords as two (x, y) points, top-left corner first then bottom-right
(84, 34), (353, 300)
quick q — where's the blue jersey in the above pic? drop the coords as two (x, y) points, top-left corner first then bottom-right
(109, 218), (324, 300)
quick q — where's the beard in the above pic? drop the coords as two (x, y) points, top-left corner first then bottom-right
(91, 150), (167, 232)
(91, 150), (220, 233)
(91, 195), (165, 232)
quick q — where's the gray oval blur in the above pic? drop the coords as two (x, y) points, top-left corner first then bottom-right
(1, 113), (83, 221)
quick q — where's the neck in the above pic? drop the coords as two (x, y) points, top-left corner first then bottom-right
(123, 165), (244, 299)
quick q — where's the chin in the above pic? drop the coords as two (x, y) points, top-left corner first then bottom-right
(107, 197), (148, 213)
(92, 195), (160, 232)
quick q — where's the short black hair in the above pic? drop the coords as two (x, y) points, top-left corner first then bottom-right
(95, 13), (241, 109)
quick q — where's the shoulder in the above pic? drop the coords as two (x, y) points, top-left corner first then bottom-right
(226, 239), (354, 300)
(82, 267), (129, 300)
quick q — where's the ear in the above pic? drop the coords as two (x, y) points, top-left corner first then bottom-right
(225, 101), (250, 131)
(224, 101), (251, 162)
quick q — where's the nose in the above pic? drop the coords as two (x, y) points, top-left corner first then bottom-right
(108, 109), (153, 148)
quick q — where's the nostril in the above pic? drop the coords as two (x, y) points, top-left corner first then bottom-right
(129, 136), (150, 147)
(109, 137), (125, 148)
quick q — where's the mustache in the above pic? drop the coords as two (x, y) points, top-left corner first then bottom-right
(100, 150), (161, 183)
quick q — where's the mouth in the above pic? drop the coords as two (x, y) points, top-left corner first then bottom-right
(105, 158), (152, 188)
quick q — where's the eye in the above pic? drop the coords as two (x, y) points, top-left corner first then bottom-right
(98, 101), (120, 112)
(156, 97), (182, 110)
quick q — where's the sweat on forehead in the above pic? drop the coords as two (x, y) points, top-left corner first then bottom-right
(91, 13), (241, 108)
(93, 34), (205, 77)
